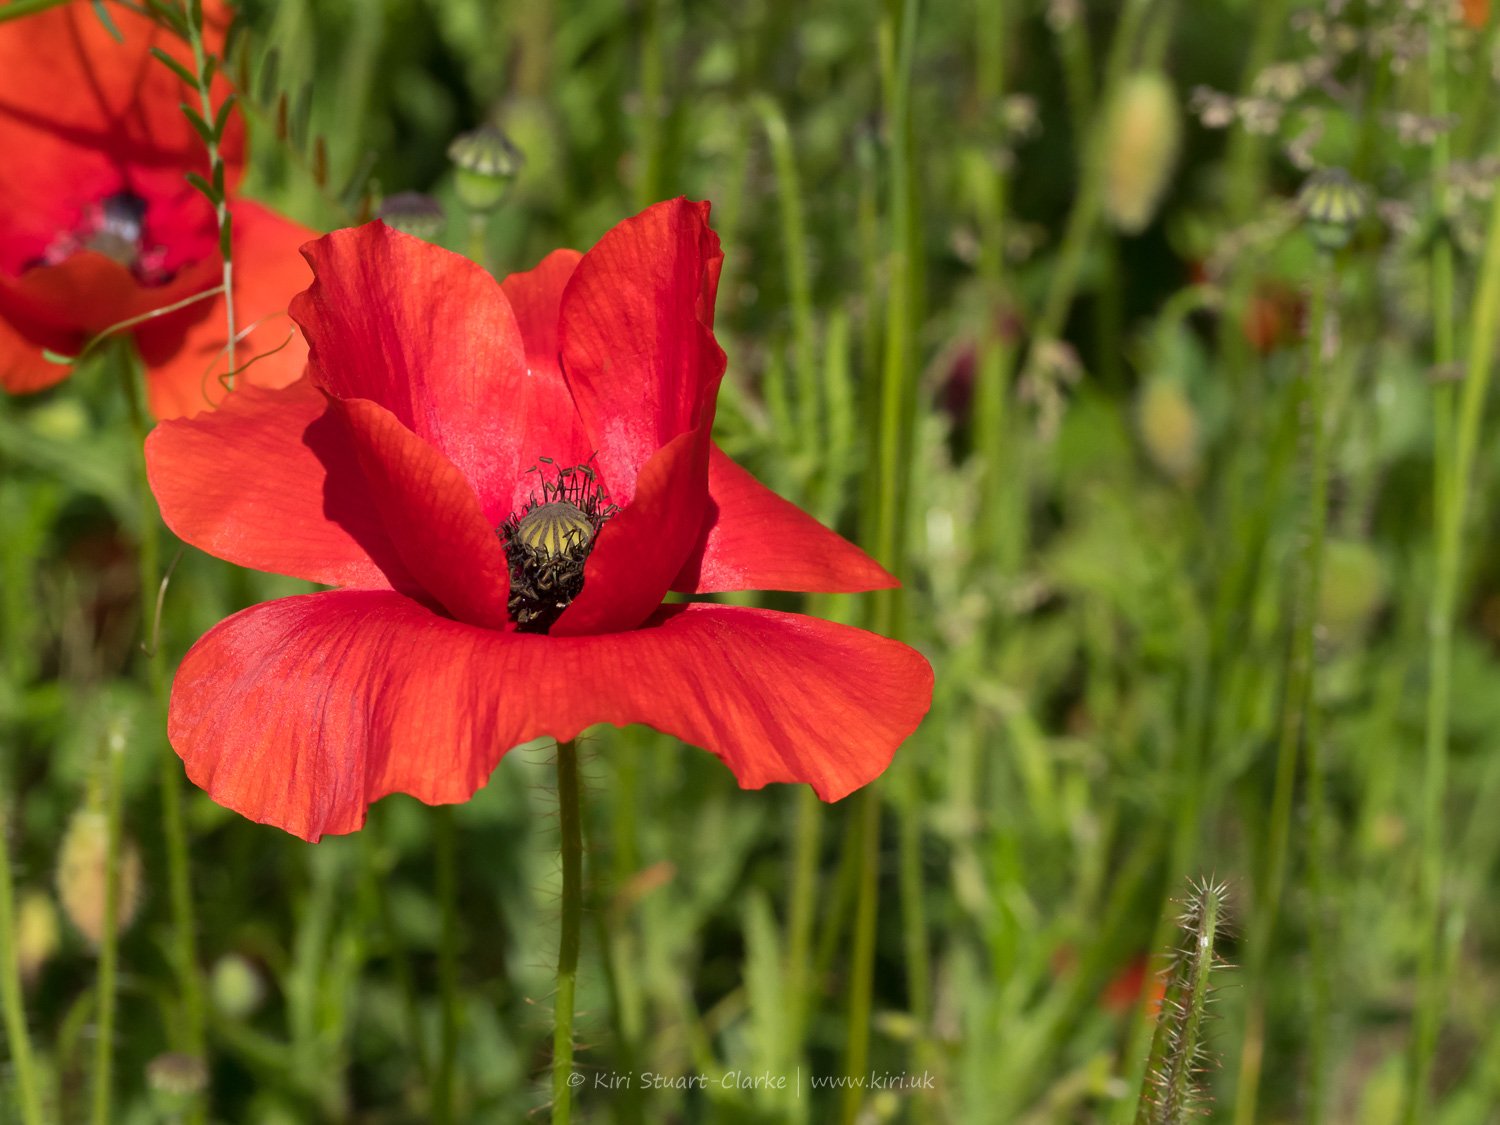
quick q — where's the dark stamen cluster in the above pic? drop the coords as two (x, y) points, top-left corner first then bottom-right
(498, 458), (617, 634)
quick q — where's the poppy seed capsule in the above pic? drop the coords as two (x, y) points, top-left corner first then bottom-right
(377, 191), (446, 241)
(500, 460), (617, 634)
(516, 501), (596, 558)
(1298, 167), (1369, 253)
(447, 124), (523, 213)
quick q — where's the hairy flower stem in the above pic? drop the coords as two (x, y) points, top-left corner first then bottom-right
(553, 739), (583, 1124)
(433, 805), (460, 1123)
(1135, 880), (1228, 1125)
(90, 729), (127, 1125)
(1234, 257), (1336, 1125)
(0, 804), (45, 1125)
(114, 342), (208, 1102)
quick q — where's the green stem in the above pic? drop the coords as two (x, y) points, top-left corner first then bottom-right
(1233, 257), (1335, 1125)
(553, 739), (583, 1124)
(840, 788), (880, 1125)
(433, 805), (460, 1124)
(183, 7), (238, 386)
(0, 803), (45, 1125)
(784, 786), (821, 1056)
(1407, 9), (1500, 1117)
(91, 732), (127, 1125)
(117, 343), (207, 1085)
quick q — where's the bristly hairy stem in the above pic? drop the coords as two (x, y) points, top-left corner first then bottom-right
(90, 729), (127, 1125)
(1135, 879), (1229, 1125)
(0, 803), (46, 1125)
(433, 805), (460, 1123)
(1407, 8), (1500, 1118)
(1234, 252), (1336, 1125)
(115, 341), (208, 1108)
(553, 739), (583, 1124)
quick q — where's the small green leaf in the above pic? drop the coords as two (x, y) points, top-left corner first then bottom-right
(89, 0), (123, 42)
(219, 212), (234, 260)
(182, 105), (217, 149)
(41, 349), (76, 366)
(213, 94), (236, 141)
(185, 171), (221, 205)
(151, 47), (198, 91)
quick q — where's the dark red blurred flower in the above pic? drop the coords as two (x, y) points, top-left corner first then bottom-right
(146, 199), (933, 841)
(0, 0), (314, 418)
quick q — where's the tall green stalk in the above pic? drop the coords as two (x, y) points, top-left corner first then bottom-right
(553, 739), (583, 1124)
(1406, 9), (1500, 1117)
(90, 729), (128, 1125)
(1233, 254), (1337, 1125)
(432, 805), (460, 1124)
(843, 2), (920, 1121)
(0, 802), (45, 1125)
(116, 342), (207, 1086)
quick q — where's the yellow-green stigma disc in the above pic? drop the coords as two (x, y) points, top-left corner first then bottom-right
(515, 501), (595, 560)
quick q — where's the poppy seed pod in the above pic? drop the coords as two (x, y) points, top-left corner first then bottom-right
(448, 125), (524, 213)
(1298, 167), (1369, 253)
(211, 952), (267, 1019)
(376, 192), (447, 241)
(1103, 71), (1182, 235)
(56, 809), (142, 947)
(146, 1051), (208, 1097)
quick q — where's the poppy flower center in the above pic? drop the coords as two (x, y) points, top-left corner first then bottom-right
(498, 458), (618, 634)
(33, 191), (173, 285)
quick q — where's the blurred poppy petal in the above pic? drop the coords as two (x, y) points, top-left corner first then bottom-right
(293, 224), (576, 523)
(559, 197), (725, 504)
(334, 397), (512, 629)
(170, 591), (931, 841)
(674, 445), (897, 594)
(146, 378), (410, 590)
(0, 312), (73, 394)
(137, 199), (315, 419)
(0, 0), (240, 276)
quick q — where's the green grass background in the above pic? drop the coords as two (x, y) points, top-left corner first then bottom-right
(5, 0), (1500, 1121)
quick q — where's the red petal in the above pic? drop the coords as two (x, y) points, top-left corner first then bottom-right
(0, 310), (75, 394)
(292, 223), (585, 522)
(558, 198), (726, 505)
(170, 592), (932, 840)
(136, 200), (315, 420)
(0, 253), (218, 339)
(334, 397), (512, 630)
(145, 378), (411, 590)
(0, 0), (241, 277)
(674, 445), (897, 594)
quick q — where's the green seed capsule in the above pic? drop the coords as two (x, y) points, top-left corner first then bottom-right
(515, 501), (595, 559)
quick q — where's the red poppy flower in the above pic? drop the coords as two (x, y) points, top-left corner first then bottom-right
(145, 198), (933, 841)
(0, 0), (313, 418)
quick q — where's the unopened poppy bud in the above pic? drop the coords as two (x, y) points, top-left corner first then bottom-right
(211, 953), (267, 1019)
(146, 1051), (208, 1097)
(447, 124), (523, 213)
(16, 889), (60, 985)
(1298, 167), (1369, 253)
(1103, 71), (1181, 234)
(1136, 377), (1200, 484)
(56, 809), (141, 947)
(377, 192), (447, 241)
